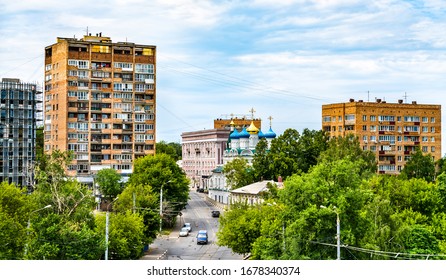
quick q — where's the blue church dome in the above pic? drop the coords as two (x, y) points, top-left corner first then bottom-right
(264, 127), (276, 138)
(258, 129), (265, 138)
(238, 127), (250, 138)
(230, 129), (240, 139)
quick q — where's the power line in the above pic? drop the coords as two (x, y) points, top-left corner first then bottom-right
(309, 240), (446, 260)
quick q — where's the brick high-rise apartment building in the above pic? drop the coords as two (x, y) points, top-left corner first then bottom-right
(322, 99), (441, 174)
(44, 34), (156, 183)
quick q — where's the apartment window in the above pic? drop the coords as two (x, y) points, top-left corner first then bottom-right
(370, 135), (376, 142)
(398, 146), (402, 151)
(422, 126), (428, 132)
(362, 135), (367, 142)
(370, 125), (376, 132)
(422, 136), (428, 142)
(404, 116), (420, 122)
(338, 116), (342, 122)
(362, 115), (367, 121)
(397, 116), (401, 122)
(379, 125), (395, 131)
(345, 114), (355, 121)
(362, 125), (367, 131)
(135, 63), (154, 74)
(323, 116), (331, 122)
(397, 136), (402, 142)
(431, 117), (436, 123)
(398, 156), (402, 162)
(338, 126), (342, 132)
(379, 115), (395, 121)
(431, 127), (435, 133)
(370, 115), (376, 121)
(404, 126), (419, 132)
(431, 137), (435, 142)
(422, 146), (428, 152)
(431, 146), (436, 152)
(422, 117), (428, 123)
(114, 62), (133, 69)
(379, 135), (396, 144)
(370, 146), (376, 151)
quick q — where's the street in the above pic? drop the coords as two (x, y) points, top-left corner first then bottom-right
(141, 190), (244, 260)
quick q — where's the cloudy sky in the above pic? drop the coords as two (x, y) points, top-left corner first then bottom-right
(1, 0), (445, 153)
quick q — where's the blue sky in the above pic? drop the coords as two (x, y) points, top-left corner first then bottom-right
(1, 0), (445, 154)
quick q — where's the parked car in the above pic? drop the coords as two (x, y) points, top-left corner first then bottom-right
(183, 222), (192, 232)
(211, 210), (220, 218)
(179, 227), (189, 237)
(196, 230), (208, 245)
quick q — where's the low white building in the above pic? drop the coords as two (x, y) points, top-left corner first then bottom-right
(208, 165), (230, 206)
(229, 180), (279, 206)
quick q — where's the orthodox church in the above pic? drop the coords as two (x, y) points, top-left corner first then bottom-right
(223, 119), (276, 164)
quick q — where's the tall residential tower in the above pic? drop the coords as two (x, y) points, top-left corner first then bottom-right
(44, 34), (156, 183)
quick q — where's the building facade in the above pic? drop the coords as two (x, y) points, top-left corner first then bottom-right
(181, 129), (231, 188)
(44, 34), (156, 183)
(322, 99), (441, 174)
(0, 78), (42, 189)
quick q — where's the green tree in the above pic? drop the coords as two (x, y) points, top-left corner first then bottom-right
(114, 183), (159, 243)
(95, 211), (145, 259)
(217, 203), (261, 255)
(26, 150), (104, 259)
(296, 129), (329, 173)
(252, 138), (273, 180)
(222, 157), (255, 190)
(318, 134), (377, 174)
(156, 141), (182, 161)
(0, 182), (32, 259)
(96, 168), (122, 198)
(400, 148), (436, 182)
(127, 154), (189, 228)
(267, 128), (302, 180)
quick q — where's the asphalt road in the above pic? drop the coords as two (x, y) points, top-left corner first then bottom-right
(141, 190), (243, 260)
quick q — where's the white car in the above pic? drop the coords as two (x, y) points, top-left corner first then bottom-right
(179, 227), (189, 237)
(183, 223), (192, 232)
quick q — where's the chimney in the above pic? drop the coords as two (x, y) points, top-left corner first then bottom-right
(412, 101), (417, 105)
(376, 98), (382, 103)
(398, 99), (403, 104)
(358, 100), (363, 102)
(349, 98), (355, 102)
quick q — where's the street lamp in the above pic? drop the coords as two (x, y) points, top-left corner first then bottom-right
(105, 196), (118, 260)
(320, 205), (341, 260)
(25, 204), (52, 257)
(159, 180), (173, 234)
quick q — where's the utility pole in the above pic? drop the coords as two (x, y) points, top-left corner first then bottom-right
(105, 197), (118, 260)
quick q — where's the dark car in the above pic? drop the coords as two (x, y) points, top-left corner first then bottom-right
(211, 210), (220, 218)
(197, 188), (204, 193)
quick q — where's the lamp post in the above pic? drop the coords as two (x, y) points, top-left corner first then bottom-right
(320, 205), (341, 260)
(25, 204), (52, 257)
(105, 196), (118, 260)
(159, 180), (172, 234)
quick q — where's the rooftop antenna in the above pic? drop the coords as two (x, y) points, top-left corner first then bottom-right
(404, 92), (408, 103)
(85, 26), (89, 36)
(367, 91), (370, 102)
(268, 116), (273, 128)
